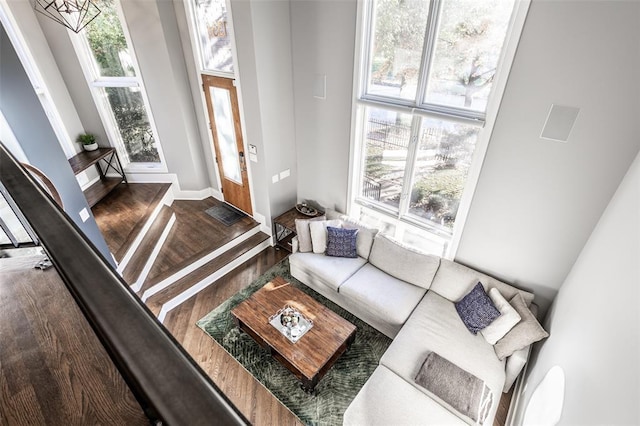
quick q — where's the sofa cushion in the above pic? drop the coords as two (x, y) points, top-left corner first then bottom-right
(430, 259), (535, 305)
(326, 227), (358, 258)
(380, 291), (504, 424)
(339, 263), (427, 332)
(455, 282), (501, 335)
(368, 233), (440, 289)
(481, 288), (522, 345)
(288, 252), (367, 292)
(309, 219), (342, 253)
(294, 216), (326, 253)
(343, 365), (465, 426)
(339, 216), (379, 260)
(494, 294), (549, 360)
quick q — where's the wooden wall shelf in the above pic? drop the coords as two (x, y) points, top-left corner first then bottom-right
(68, 148), (127, 207)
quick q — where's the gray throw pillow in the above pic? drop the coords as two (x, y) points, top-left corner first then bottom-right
(455, 282), (501, 335)
(494, 293), (549, 360)
(326, 227), (358, 258)
(295, 215), (325, 253)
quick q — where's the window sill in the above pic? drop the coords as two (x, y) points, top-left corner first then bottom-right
(352, 200), (452, 258)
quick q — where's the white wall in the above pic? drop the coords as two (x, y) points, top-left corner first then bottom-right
(230, 0), (270, 220)
(0, 25), (114, 265)
(2, 0), (87, 156)
(120, 0), (211, 191)
(514, 150), (640, 425)
(232, 0), (298, 220)
(290, 0), (357, 213)
(455, 0), (640, 312)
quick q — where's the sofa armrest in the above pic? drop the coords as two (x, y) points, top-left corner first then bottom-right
(503, 344), (530, 392)
(291, 236), (299, 253)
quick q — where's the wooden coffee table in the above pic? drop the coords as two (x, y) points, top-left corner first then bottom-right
(230, 276), (356, 392)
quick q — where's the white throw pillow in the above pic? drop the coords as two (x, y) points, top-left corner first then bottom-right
(481, 288), (522, 345)
(295, 216), (325, 253)
(309, 219), (342, 254)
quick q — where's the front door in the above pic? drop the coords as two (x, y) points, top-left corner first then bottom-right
(202, 75), (253, 215)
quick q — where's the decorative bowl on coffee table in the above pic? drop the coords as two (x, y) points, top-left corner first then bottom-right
(269, 305), (313, 343)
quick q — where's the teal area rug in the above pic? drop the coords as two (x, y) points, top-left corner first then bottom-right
(196, 258), (392, 426)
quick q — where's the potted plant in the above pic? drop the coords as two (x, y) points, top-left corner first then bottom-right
(76, 133), (98, 151)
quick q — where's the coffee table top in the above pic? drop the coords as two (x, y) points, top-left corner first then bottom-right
(230, 276), (356, 381)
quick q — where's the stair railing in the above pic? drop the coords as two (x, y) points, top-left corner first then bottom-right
(0, 142), (248, 425)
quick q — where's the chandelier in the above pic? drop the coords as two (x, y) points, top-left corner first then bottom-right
(33, 0), (101, 33)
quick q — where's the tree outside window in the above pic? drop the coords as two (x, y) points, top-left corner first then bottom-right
(358, 0), (515, 236)
(83, 0), (160, 163)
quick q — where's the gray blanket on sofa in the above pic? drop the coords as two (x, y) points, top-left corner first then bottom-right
(415, 352), (493, 424)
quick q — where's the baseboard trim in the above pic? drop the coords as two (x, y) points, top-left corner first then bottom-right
(140, 225), (262, 302)
(253, 211), (272, 236)
(121, 172), (175, 184)
(130, 213), (176, 293)
(157, 238), (271, 323)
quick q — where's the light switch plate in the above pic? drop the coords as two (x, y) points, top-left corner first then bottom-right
(79, 208), (90, 222)
(272, 174), (279, 184)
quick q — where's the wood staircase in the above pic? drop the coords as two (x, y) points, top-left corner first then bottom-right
(115, 185), (271, 322)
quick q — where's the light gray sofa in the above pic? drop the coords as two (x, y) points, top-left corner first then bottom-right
(289, 216), (536, 425)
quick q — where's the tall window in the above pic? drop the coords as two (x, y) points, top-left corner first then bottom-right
(353, 0), (517, 253)
(193, 0), (233, 74)
(72, 0), (162, 166)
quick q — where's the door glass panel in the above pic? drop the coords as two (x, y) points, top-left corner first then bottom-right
(408, 118), (479, 230)
(360, 107), (413, 211)
(84, 0), (136, 78)
(194, 0), (234, 73)
(104, 87), (160, 163)
(423, 0), (515, 112)
(366, 0), (430, 101)
(210, 87), (242, 184)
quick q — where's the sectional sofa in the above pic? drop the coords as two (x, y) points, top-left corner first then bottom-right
(289, 213), (540, 425)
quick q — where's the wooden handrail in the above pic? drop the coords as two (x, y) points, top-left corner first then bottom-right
(0, 143), (248, 426)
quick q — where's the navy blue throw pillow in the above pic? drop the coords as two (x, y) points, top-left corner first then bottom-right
(455, 282), (501, 334)
(325, 227), (358, 258)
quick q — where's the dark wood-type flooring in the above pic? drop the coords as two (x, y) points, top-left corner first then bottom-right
(91, 184), (513, 425)
(0, 256), (147, 425)
(92, 182), (170, 262)
(163, 247), (301, 426)
(145, 197), (257, 282)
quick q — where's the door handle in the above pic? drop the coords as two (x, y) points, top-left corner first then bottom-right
(239, 151), (246, 172)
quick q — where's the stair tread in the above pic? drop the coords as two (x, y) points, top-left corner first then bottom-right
(122, 206), (174, 285)
(146, 231), (269, 315)
(138, 222), (261, 295)
(114, 183), (171, 262)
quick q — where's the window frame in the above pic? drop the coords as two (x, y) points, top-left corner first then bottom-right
(186, 0), (235, 79)
(349, 0), (531, 258)
(68, 0), (166, 173)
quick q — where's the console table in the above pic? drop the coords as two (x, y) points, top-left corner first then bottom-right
(68, 148), (127, 207)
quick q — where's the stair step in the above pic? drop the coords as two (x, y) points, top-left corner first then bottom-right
(122, 205), (175, 289)
(114, 183), (171, 263)
(146, 231), (270, 316)
(137, 222), (261, 298)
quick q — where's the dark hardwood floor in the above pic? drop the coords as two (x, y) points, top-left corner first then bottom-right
(92, 182), (170, 262)
(162, 247), (301, 426)
(145, 198), (257, 282)
(0, 255), (147, 425)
